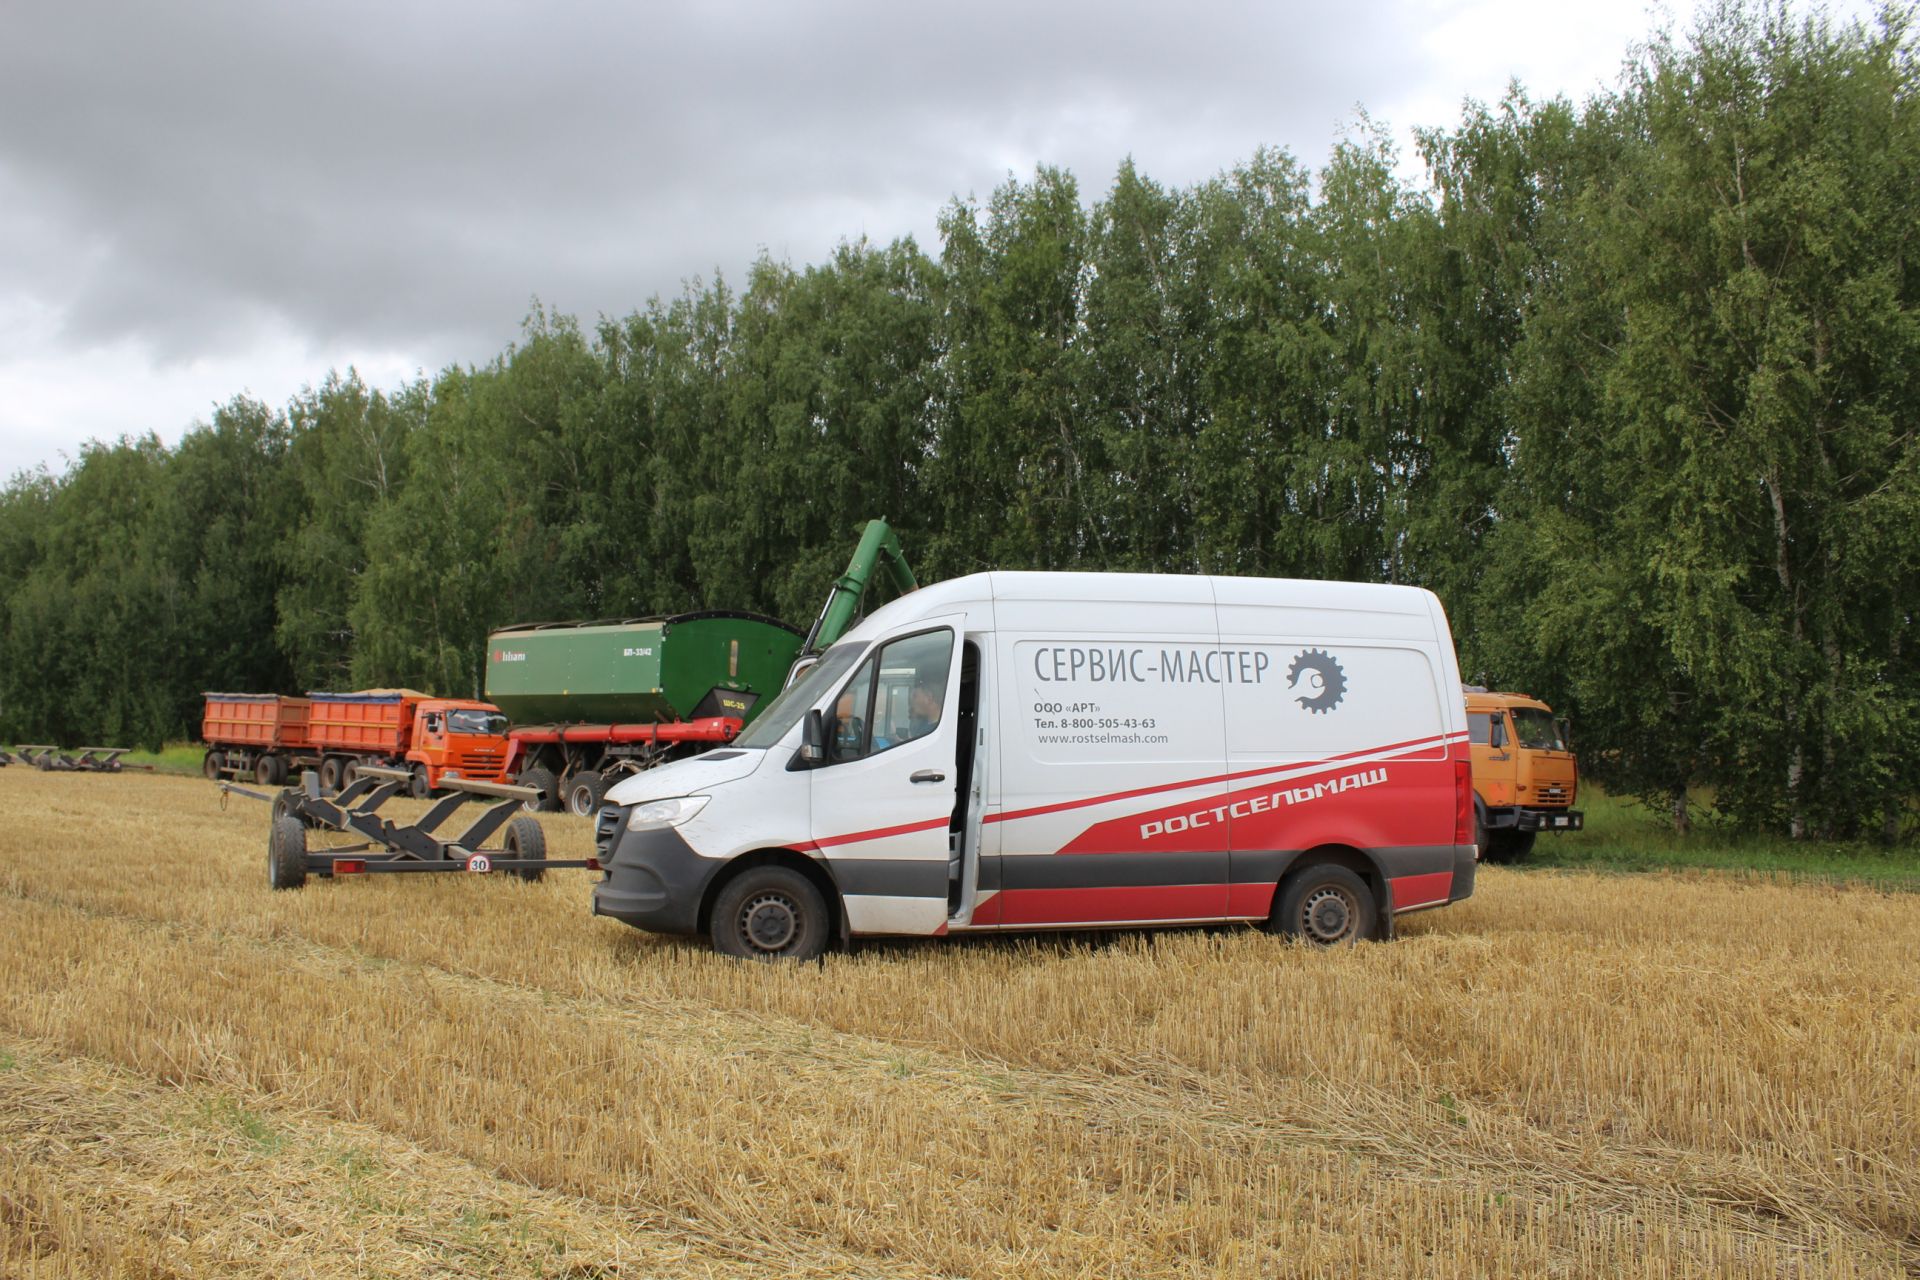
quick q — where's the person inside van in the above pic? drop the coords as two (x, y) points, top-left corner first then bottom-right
(830, 690), (864, 759)
(903, 674), (942, 742)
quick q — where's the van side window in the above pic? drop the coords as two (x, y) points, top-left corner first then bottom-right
(1468, 712), (1491, 745)
(824, 629), (952, 764)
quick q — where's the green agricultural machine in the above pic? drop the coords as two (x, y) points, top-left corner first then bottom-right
(492, 518), (919, 816)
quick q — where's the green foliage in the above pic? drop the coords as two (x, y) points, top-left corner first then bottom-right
(0, 1), (1914, 841)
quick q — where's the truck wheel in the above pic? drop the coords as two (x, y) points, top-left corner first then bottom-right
(268, 815), (308, 890)
(504, 815), (546, 883)
(410, 764), (432, 800)
(203, 749), (224, 780)
(516, 766), (556, 812)
(318, 757), (343, 792)
(341, 761), (361, 788)
(1487, 830), (1536, 863)
(566, 770), (605, 818)
(1270, 864), (1376, 947)
(1473, 802), (1490, 860)
(253, 756), (275, 786)
(711, 866), (831, 962)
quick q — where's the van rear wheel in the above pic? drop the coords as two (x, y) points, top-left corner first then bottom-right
(1271, 864), (1376, 946)
(711, 867), (830, 962)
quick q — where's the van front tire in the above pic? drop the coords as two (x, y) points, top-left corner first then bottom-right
(1271, 864), (1376, 947)
(711, 867), (830, 962)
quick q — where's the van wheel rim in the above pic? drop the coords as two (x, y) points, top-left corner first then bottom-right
(741, 894), (800, 951)
(1300, 886), (1355, 944)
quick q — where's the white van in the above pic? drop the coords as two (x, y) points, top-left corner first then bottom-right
(593, 572), (1476, 959)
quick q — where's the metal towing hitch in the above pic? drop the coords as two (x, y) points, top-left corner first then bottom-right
(254, 765), (599, 890)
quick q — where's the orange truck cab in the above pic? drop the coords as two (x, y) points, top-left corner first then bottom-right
(1464, 687), (1582, 862)
(306, 690), (511, 796)
(408, 700), (512, 787)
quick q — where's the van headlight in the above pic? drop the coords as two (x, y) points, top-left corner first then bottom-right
(625, 796), (710, 831)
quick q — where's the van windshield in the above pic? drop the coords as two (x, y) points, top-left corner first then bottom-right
(734, 641), (868, 749)
(1511, 708), (1564, 751)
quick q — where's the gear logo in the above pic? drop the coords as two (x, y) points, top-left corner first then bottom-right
(1287, 649), (1347, 714)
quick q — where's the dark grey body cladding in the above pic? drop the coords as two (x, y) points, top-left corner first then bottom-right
(592, 808), (947, 935)
(990, 843), (1465, 899)
(594, 801), (1477, 936)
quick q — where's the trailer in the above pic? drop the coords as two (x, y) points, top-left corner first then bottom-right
(259, 767), (598, 889)
(489, 612), (805, 815)
(487, 520), (919, 816)
(202, 693), (314, 784)
(12, 745), (136, 773)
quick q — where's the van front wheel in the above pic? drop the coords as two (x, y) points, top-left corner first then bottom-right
(711, 867), (830, 962)
(1272, 864), (1376, 946)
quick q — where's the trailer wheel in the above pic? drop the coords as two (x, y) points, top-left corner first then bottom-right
(318, 756), (343, 792)
(1271, 864), (1375, 947)
(268, 815), (309, 891)
(516, 766), (556, 813)
(203, 749), (224, 780)
(711, 866), (830, 962)
(342, 761), (361, 788)
(504, 815), (546, 883)
(566, 770), (605, 818)
(253, 755), (277, 786)
(410, 764), (432, 800)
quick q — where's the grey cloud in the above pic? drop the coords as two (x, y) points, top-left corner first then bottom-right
(1, 0), (1428, 372)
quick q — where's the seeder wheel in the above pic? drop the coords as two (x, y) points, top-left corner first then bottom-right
(268, 815), (309, 891)
(504, 815), (547, 883)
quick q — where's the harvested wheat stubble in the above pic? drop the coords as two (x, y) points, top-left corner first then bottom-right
(0, 769), (1915, 1278)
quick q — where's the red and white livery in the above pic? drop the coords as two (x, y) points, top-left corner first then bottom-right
(594, 572), (1476, 958)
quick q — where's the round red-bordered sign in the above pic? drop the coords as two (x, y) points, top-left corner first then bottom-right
(466, 853), (492, 874)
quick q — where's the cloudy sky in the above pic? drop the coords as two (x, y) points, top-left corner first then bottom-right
(0, 0), (1876, 477)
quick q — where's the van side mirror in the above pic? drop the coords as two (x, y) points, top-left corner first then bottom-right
(801, 709), (825, 763)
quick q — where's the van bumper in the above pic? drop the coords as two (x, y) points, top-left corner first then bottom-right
(590, 821), (717, 936)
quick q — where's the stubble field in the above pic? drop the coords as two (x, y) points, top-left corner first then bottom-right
(0, 768), (1915, 1278)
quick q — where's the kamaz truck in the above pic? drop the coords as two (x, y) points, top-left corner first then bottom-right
(1464, 686), (1582, 862)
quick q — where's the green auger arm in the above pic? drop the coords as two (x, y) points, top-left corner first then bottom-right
(797, 519), (917, 660)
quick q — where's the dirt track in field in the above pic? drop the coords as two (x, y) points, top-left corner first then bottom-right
(1, 768), (1915, 1277)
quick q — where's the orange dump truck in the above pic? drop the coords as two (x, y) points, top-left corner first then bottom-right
(305, 690), (511, 797)
(202, 693), (314, 785)
(1464, 687), (1582, 862)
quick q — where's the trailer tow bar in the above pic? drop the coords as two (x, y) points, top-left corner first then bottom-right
(265, 766), (599, 890)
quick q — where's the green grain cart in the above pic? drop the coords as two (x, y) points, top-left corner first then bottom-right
(489, 611), (804, 815)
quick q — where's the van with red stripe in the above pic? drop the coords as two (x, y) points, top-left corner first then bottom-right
(592, 572), (1477, 959)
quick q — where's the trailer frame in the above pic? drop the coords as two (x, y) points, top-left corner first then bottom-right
(263, 766), (600, 889)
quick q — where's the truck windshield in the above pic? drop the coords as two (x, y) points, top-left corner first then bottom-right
(734, 642), (868, 749)
(1510, 708), (1564, 751)
(446, 709), (508, 736)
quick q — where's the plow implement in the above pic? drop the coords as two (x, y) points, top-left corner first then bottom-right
(250, 766), (599, 890)
(10, 745), (143, 772)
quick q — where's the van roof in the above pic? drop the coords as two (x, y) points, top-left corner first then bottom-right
(838, 571), (1443, 644)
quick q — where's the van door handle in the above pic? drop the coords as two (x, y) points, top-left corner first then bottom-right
(911, 770), (946, 784)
